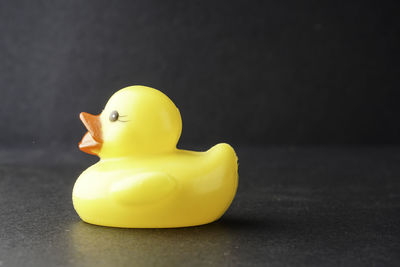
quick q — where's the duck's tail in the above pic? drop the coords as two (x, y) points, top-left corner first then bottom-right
(206, 143), (239, 218)
(212, 142), (238, 165)
(208, 142), (238, 184)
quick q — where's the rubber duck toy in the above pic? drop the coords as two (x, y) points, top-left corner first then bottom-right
(73, 85), (238, 228)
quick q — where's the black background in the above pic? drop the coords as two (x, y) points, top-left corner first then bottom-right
(1, 0), (399, 148)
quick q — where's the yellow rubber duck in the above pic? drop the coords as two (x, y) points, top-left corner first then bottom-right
(73, 85), (238, 228)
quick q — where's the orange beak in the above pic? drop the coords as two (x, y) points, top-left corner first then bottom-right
(78, 112), (103, 155)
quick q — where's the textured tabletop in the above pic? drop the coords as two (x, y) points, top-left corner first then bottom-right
(0, 146), (399, 266)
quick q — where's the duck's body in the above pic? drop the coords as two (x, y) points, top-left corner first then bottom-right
(73, 144), (237, 228)
(73, 85), (238, 228)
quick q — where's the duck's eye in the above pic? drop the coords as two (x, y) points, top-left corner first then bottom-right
(109, 110), (119, 122)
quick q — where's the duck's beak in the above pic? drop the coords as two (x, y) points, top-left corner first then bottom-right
(79, 112), (103, 155)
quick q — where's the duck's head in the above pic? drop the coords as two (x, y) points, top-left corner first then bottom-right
(78, 86), (182, 158)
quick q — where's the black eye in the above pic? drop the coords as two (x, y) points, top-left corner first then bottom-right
(109, 110), (119, 122)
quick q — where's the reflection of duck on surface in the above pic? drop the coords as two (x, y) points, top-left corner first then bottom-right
(69, 221), (234, 266)
(73, 86), (238, 228)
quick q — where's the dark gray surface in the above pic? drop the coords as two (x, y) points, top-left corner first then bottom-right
(1, 0), (400, 146)
(0, 146), (399, 266)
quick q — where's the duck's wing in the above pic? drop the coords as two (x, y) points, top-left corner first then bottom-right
(110, 172), (176, 205)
